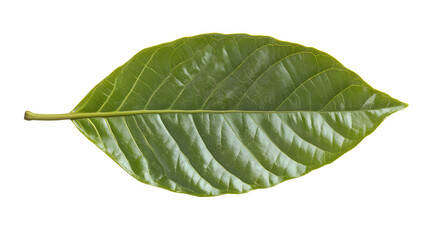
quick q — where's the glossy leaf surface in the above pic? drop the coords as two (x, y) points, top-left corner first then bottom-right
(71, 33), (406, 196)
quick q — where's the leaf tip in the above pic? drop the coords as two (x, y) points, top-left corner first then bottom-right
(394, 99), (408, 112)
(387, 99), (408, 116)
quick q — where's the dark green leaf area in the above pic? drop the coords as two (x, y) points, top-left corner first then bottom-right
(72, 33), (406, 196)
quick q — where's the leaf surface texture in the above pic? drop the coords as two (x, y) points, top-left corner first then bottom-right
(72, 33), (406, 196)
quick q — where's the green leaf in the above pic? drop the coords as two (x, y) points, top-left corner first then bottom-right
(25, 33), (407, 196)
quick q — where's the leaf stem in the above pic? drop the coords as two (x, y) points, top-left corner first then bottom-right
(24, 111), (87, 121)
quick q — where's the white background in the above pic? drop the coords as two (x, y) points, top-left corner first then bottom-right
(1, 0), (428, 239)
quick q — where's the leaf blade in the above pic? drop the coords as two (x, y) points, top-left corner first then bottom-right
(71, 33), (407, 196)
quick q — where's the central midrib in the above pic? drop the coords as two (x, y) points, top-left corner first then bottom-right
(24, 106), (404, 121)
